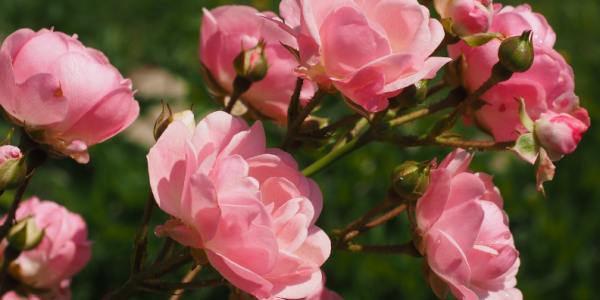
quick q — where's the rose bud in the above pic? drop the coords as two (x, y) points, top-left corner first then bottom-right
(153, 101), (195, 140)
(434, 0), (494, 37)
(233, 39), (268, 83)
(391, 161), (432, 201)
(7, 216), (44, 251)
(0, 28), (139, 163)
(392, 80), (429, 108)
(498, 30), (534, 73)
(534, 111), (589, 161)
(0, 145), (26, 190)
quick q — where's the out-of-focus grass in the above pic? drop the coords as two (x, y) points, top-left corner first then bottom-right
(0, 0), (598, 299)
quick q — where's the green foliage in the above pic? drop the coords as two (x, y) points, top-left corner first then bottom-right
(0, 0), (598, 299)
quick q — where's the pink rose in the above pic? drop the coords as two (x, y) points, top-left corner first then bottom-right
(1, 197), (91, 300)
(416, 149), (521, 299)
(0, 28), (139, 163)
(200, 6), (315, 124)
(448, 5), (587, 143)
(434, 0), (494, 36)
(147, 111), (330, 299)
(273, 0), (450, 112)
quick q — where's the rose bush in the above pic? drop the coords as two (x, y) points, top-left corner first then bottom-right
(0, 28), (139, 163)
(147, 111), (330, 299)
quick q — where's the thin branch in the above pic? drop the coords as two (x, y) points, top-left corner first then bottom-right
(337, 242), (422, 258)
(298, 113), (363, 139)
(168, 267), (203, 300)
(280, 88), (329, 150)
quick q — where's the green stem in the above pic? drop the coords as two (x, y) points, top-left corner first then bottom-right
(0, 246), (20, 292)
(280, 88), (329, 150)
(103, 247), (192, 300)
(298, 113), (362, 139)
(302, 95), (461, 177)
(152, 237), (174, 265)
(426, 80), (448, 99)
(224, 77), (251, 114)
(0, 176), (32, 241)
(138, 277), (227, 292)
(301, 130), (374, 177)
(433, 137), (516, 151)
(338, 242), (422, 257)
(334, 188), (402, 248)
(131, 193), (155, 274)
(345, 203), (407, 242)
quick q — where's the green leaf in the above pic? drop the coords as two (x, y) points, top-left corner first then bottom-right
(534, 147), (556, 197)
(517, 97), (535, 132)
(511, 132), (538, 160)
(462, 32), (505, 47)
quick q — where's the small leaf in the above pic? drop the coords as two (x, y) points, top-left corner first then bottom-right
(280, 42), (301, 64)
(534, 147), (555, 197)
(462, 32), (505, 47)
(511, 132), (538, 160)
(517, 97), (535, 132)
(0, 128), (14, 146)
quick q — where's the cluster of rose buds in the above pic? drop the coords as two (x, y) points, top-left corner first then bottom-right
(0, 0), (590, 299)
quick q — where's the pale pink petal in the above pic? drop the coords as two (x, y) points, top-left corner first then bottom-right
(416, 169), (452, 232)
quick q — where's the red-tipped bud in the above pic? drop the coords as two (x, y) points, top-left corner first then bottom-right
(0, 145), (27, 190)
(233, 39), (268, 83)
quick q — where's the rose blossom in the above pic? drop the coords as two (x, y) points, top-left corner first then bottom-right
(415, 149), (521, 299)
(147, 111), (330, 299)
(434, 0), (494, 36)
(1, 197), (92, 300)
(271, 0), (450, 113)
(0, 28), (139, 163)
(200, 6), (315, 124)
(448, 5), (590, 146)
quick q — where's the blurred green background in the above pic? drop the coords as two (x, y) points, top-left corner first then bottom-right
(0, 0), (598, 299)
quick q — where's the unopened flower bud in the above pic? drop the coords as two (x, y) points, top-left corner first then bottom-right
(498, 30), (534, 73)
(233, 39), (268, 83)
(7, 216), (45, 251)
(391, 161), (432, 201)
(0, 145), (27, 190)
(154, 101), (196, 140)
(393, 80), (429, 108)
(298, 116), (330, 152)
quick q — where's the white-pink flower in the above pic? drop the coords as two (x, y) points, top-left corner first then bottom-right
(415, 149), (521, 300)
(147, 111), (330, 299)
(1, 197), (91, 300)
(271, 0), (450, 113)
(0, 28), (139, 163)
